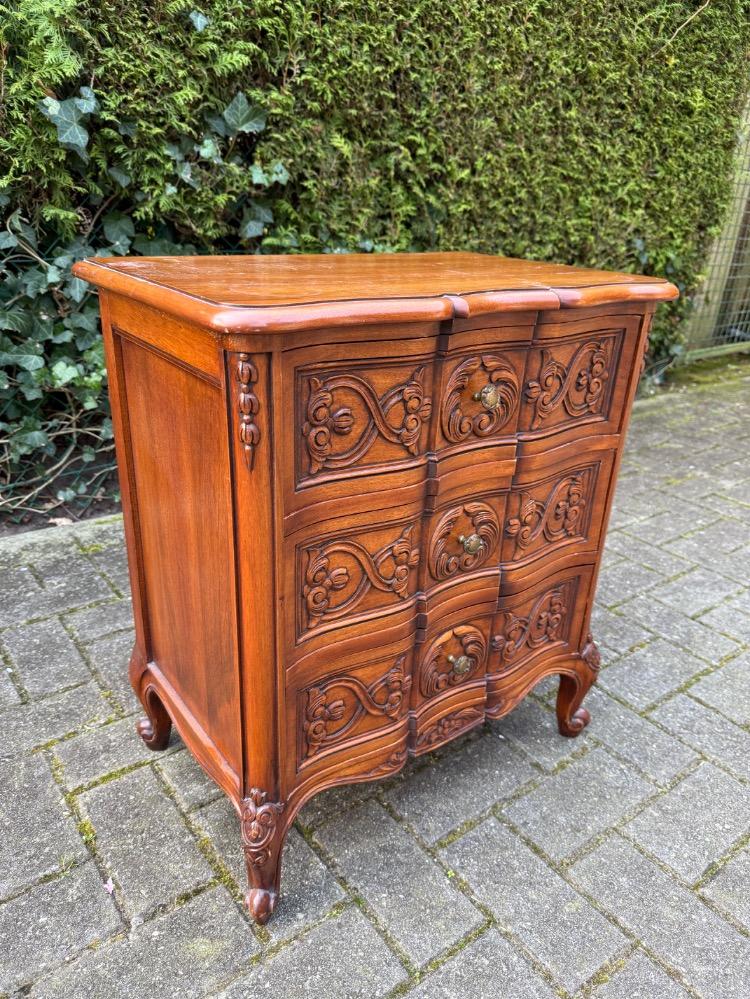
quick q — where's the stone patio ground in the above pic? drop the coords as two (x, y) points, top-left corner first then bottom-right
(1, 367), (749, 998)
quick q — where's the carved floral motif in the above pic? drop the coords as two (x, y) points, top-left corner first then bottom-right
(415, 707), (483, 749)
(303, 525), (420, 630)
(525, 340), (610, 430)
(441, 354), (519, 443)
(236, 353), (260, 469)
(241, 788), (284, 867)
(505, 471), (590, 558)
(302, 367), (432, 475)
(493, 584), (570, 663)
(364, 748), (408, 779)
(302, 657), (411, 758)
(581, 631), (601, 671)
(420, 626), (487, 698)
(428, 501), (500, 580)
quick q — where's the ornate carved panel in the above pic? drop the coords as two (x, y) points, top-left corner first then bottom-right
(441, 354), (520, 443)
(241, 788), (284, 868)
(524, 337), (615, 431)
(301, 366), (432, 476)
(419, 625), (487, 698)
(505, 467), (594, 561)
(428, 501), (500, 581)
(415, 707), (484, 750)
(493, 581), (572, 665)
(302, 524), (420, 632)
(301, 656), (410, 760)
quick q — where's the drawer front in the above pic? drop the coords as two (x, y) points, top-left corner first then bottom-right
(501, 444), (616, 574)
(518, 315), (642, 444)
(294, 648), (412, 772)
(425, 495), (505, 590)
(416, 620), (489, 704)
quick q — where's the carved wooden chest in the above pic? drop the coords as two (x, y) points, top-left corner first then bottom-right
(73, 252), (677, 923)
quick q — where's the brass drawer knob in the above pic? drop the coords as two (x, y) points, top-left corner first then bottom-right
(458, 533), (483, 555)
(447, 654), (472, 675)
(473, 383), (502, 410)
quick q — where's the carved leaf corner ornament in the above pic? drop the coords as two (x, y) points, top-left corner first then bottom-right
(241, 788), (284, 867)
(236, 353), (260, 469)
(525, 341), (610, 430)
(505, 472), (589, 557)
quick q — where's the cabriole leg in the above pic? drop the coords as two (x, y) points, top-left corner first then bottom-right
(556, 632), (601, 738)
(241, 788), (286, 925)
(135, 685), (172, 751)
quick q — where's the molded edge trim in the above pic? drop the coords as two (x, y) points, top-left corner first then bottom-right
(72, 258), (678, 335)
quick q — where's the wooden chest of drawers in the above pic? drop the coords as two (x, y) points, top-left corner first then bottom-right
(73, 252), (677, 924)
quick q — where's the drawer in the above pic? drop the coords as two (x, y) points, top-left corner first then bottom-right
(501, 441), (616, 577)
(412, 616), (492, 710)
(489, 564), (594, 678)
(283, 339), (437, 530)
(284, 506), (423, 656)
(517, 314), (643, 447)
(424, 494), (505, 593)
(291, 645), (413, 773)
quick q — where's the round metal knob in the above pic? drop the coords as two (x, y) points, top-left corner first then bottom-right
(447, 654), (472, 675)
(472, 383), (501, 410)
(458, 533), (483, 555)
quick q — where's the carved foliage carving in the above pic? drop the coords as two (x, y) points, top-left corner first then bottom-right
(442, 354), (520, 443)
(237, 353), (260, 469)
(241, 788), (284, 867)
(525, 340), (611, 430)
(428, 501), (500, 580)
(364, 748), (408, 778)
(420, 625), (487, 698)
(416, 707), (483, 749)
(302, 656), (411, 759)
(302, 366), (432, 475)
(493, 583), (571, 664)
(505, 470), (590, 559)
(581, 631), (601, 671)
(303, 525), (420, 630)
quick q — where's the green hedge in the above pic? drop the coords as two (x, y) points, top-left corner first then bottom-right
(2, 1), (749, 520)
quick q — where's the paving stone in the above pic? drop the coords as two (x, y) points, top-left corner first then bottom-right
(0, 861), (122, 993)
(407, 928), (556, 998)
(87, 545), (131, 593)
(624, 763), (750, 882)
(604, 533), (695, 578)
(316, 799), (482, 965)
(585, 687), (696, 785)
(590, 604), (653, 655)
(2, 617), (90, 697)
(698, 601), (750, 644)
(0, 564), (50, 626)
(705, 547), (750, 585)
(666, 518), (750, 560)
(701, 849), (750, 930)
(503, 748), (652, 861)
(492, 697), (589, 771)
(0, 755), (87, 897)
(648, 567), (744, 618)
(80, 767), (213, 921)
(196, 795), (344, 940)
(590, 951), (689, 998)
(65, 598), (134, 643)
(608, 489), (670, 528)
(54, 717), (156, 789)
(384, 728), (537, 842)
(624, 502), (720, 547)
(73, 516), (125, 552)
(31, 886), (257, 999)
(158, 748), (223, 811)
(442, 818), (626, 992)
(688, 654), (750, 726)
(618, 594), (740, 663)
(0, 682), (112, 757)
(598, 638), (707, 710)
(651, 694), (750, 781)
(298, 779), (376, 830)
(220, 906), (406, 998)
(570, 835), (750, 998)
(595, 559), (664, 607)
(87, 629), (139, 710)
(33, 554), (115, 614)
(0, 668), (20, 707)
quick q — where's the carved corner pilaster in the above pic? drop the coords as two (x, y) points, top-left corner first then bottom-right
(241, 788), (285, 924)
(236, 352), (260, 470)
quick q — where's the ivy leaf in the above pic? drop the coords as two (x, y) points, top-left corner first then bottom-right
(0, 346), (45, 371)
(189, 10), (210, 30)
(250, 164), (268, 186)
(40, 97), (90, 158)
(0, 232), (18, 249)
(108, 165), (131, 187)
(75, 87), (99, 115)
(222, 93), (266, 135)
(240, 215), (265, 239)
(197, 135), (220, 160)
(51, 359), (80, 386)
(103, 214), (135, 254)
(269, 161), (290, 185)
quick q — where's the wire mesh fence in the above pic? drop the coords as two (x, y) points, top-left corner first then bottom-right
(685, 104), (750, 358)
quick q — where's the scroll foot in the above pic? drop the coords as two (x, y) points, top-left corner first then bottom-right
(556, 631), (600, 738)
(135, 687), (172, 751)
(241, 788), (285, 925)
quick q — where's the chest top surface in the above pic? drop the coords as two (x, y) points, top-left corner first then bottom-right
(73, 251), (678, 334)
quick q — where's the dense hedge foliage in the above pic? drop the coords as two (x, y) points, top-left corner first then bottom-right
(2, 1), (749, 521)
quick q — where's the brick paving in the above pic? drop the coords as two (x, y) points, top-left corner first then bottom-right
(1, 368), (749, 997)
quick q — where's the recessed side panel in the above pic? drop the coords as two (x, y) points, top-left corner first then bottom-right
(118, 334), (241, 779)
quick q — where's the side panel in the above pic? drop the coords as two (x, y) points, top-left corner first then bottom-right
(114, 324), (242, 785)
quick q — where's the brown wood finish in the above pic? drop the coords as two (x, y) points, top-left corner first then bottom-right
(73, 252), (677, 925)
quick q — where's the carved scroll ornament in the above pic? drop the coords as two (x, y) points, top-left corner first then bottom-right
(493, 584), (570, 664)
(505, 471), (589, 558)
(441, 354), (520, 443)
(428, 501), (500, 580)
(525, 340), (610, 430)
(420, 625), (487, 698)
